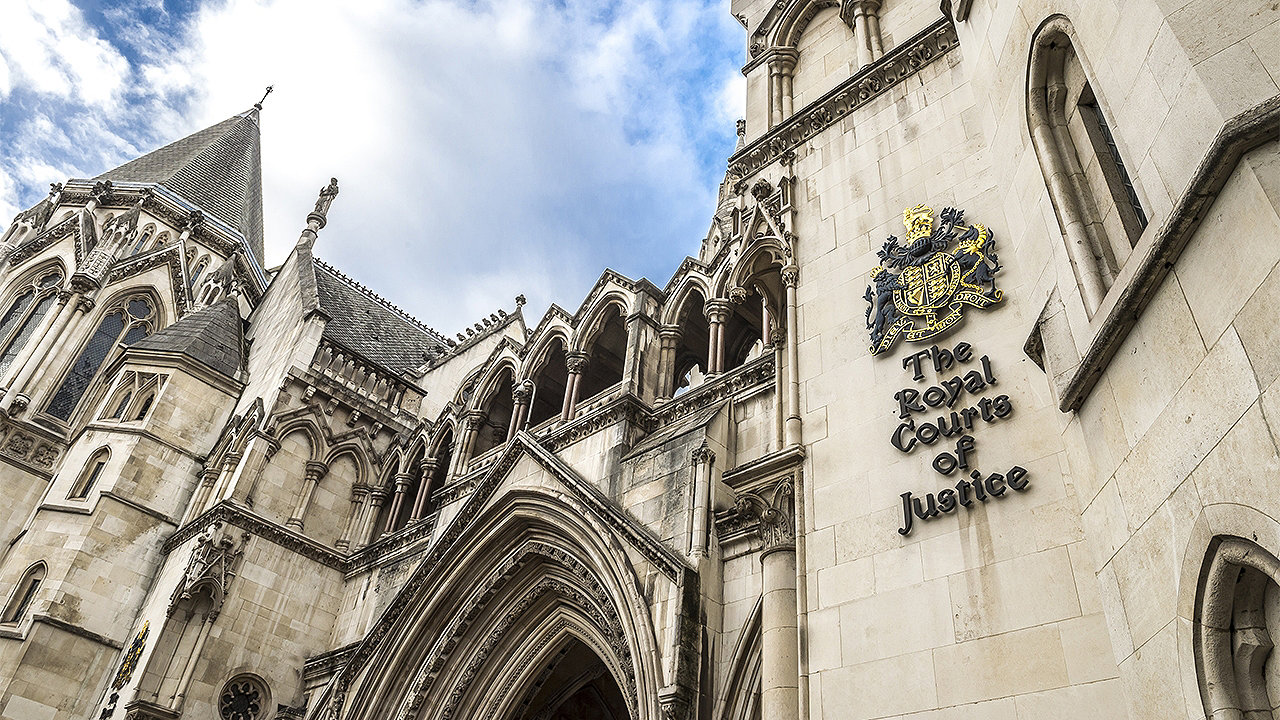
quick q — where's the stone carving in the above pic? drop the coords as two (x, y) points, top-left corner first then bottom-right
(730, 478), (796, 552)
(168, 522), (247, 618)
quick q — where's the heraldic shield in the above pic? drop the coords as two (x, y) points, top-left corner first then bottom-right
(865, 204), (1003, 355)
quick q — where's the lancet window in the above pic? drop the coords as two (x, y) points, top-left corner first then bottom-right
(1, 563), (46, 624)
(1029, 16), (1149, 313)
(471, 367), (515, 458)
(0, 266), (64, 378)
(101, 371), (166, 422)
(128, 225), (155, 256)
(69, 447), (110, 499)
(46, 294), (156, 423)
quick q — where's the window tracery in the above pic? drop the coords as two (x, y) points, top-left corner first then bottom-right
(46, 294), (156, 423)
(0, 266), (64, 378)
(101, 370), (166, 423)
(219, 675), (267, 720)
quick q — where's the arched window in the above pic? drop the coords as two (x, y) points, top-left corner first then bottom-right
(100, 370), (166, 422)
(2, 563), (46, 624)
(1029, 16), (1149, 313)
(188, 257), (209, 291)
(0, 267), (64, 378)
(128, 226), (155, 256)
(46, 294), (156, 423)
(70, 447), (109, 499)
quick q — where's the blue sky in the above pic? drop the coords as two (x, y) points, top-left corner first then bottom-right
(0, 0), (745, 331)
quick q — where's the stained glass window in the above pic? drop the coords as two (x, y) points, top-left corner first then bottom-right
(46, 295), (154, 422)
(0, 267), (64, 378)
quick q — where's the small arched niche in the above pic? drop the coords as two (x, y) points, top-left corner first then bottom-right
(577, 305), (627, 403)
(1195, 536), (1280, 718)
(527, 337), (569, 428)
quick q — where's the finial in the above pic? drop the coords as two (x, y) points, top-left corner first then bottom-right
(254, 85), (274, 111)
(515, 294), (526, 308)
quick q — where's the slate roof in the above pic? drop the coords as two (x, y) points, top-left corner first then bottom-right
(312, 259), (448, 375)
(96, 109), (265, 263)
(130, 297), (245, 380)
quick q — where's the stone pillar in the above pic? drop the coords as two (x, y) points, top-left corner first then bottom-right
(752, 480), (799, 720)
(287, 461), (328, 532)
(848, 0), (884, 67)
(688, 442), (716, 558)
(706, 300), (730, 376)
(336, 487), (366, 550)
(411, 458), (439, 520)
(562, 353), (589, 421)
(358, 488), (388, 548)
(239, 434), (280, 508)
(761, 296), (773, 348)
(382, 472), (413, 535)
(182, 466), (220, 525)
(450, 412), (486, 478)
(656, 325), (682, 403)
(782, 265), (802, 447)
(507, 381), (532, 440)
(768, 51), (798, 126)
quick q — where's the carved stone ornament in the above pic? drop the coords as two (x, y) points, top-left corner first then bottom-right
(733, 478), (796, 552)
(169, 523), (247, 619)
(864, 204), (1002, 355)
(565, 354), (590, 374)
(690, 441), (716, 466)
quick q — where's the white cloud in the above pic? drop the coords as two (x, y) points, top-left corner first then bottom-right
(0, 0), (744, 334)
(0, 0), (130, 109)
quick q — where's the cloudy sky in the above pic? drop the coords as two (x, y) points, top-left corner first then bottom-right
(0, 0), (745, 333)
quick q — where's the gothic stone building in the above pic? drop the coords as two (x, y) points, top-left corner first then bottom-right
(0, 0), (1275, 718)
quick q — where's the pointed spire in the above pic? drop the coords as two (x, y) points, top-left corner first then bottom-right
(129, 296), (244, 380)
(96, 109), (265, 264)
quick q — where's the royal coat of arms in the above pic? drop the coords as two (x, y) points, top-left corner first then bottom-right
(865, 204), (1002, 355)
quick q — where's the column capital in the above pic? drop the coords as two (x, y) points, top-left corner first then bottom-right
(781, 264), (800, 288)
(566, 352), (590, 374)
(766, 47), (799, 74)
(659, 325), (683, 342)
(728, 286), (750, 304)
(512, 380), (533, 402)
(735, 478), (796, 554)
(304, 461), (328, 483)
(704, 299), (732, 323)
(464, 410), (486, 430)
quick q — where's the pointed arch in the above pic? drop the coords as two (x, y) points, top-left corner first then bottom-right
(661, 274), (712, 326)
(574, 293), (631, 353)
(324, 445), (371, 487)
(0, 260), (65, 381)
(326, 489), (670, 720)
(271, 417), (325, 461)
(772, 0), (841, 47)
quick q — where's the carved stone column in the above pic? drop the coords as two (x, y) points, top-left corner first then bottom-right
(739, 480), (799, 720)
(411, 458), (439, 520)
(705, 300), (731, 376)
(382, 472), (413, 535)
(358, 488), (388, 548)
(336, 486), (367, 550)
(449, 411), (486, 478)
(182, 466), (221, 525)
(688, 442), (716, 558)
(761, 295), (773, 348)
(562, 353), (589, 421)
(767, 50), (799, 127)
(843, 0), (884, 67)
(656, 325), (682, 403)
(0, 290), (76, 410)
(287, 461), (329, 532)
(781, 265), (802, 446)
(507, 380), (533, 440)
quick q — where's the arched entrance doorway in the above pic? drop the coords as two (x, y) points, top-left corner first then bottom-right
(508, 637), (629, 720)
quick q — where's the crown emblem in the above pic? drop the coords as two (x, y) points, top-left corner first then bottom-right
(864, 204), (1003, 355)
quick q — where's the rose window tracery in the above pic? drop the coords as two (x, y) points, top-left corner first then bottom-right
(218, 676), (266, 720)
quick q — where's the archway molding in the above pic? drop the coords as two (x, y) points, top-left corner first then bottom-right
(324, 434), (697, 720)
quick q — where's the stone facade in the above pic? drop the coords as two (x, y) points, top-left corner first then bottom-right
(0, 1), (1275, 719)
